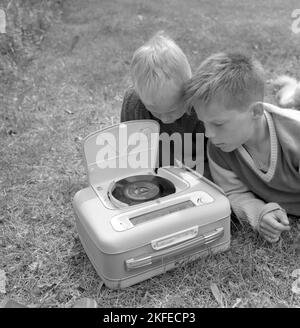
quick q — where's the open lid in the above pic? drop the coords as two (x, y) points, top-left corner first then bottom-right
(83, 120), (160, 185)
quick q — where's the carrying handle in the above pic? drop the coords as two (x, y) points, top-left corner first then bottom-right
(125, 227), (224, 271)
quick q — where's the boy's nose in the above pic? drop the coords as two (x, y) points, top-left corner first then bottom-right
(204, 125), (215, 139)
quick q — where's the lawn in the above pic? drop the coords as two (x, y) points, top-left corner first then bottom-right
(1, 0), (300, 308)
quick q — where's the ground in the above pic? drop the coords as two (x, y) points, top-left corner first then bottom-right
(0, 0), (300, 308)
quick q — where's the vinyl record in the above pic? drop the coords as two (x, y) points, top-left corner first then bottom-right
(111, 175), (176, 206)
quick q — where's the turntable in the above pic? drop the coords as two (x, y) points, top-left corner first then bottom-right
(72, 120), (231, 289)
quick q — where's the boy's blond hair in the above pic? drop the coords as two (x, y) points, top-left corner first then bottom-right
(131, 32), (192, 99)
(184, 52), (265, 110)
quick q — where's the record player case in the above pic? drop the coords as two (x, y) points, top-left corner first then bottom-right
(72, 120), (231, 289)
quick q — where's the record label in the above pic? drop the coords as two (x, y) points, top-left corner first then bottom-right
(110, 175), (176, 206)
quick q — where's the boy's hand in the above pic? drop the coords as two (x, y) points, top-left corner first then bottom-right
(259, 209), (290, 243)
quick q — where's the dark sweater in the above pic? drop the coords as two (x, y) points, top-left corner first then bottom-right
(120, 88), (211, 179)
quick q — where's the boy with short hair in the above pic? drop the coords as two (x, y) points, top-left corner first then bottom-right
(121, 32), (209, 177)
(184, 52), (300, 243)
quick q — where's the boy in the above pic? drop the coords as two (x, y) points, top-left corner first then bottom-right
(120, 32), (210, 178)
(184, 52), (300, 243)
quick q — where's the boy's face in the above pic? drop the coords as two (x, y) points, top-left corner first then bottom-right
(139, 84), (186, 124)
(194, 97), (255, 152)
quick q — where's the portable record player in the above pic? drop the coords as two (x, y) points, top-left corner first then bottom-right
(72, 120), (231, 289)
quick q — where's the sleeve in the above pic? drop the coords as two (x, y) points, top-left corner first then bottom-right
(120, 89), (136, 122)
(207, 143), (266, 230)
(120, 88), (150, 122)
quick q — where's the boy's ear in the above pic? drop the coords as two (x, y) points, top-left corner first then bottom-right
(249, 102), (264, 119)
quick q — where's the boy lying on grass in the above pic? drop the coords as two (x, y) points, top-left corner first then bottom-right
(184, 52), (300, 243)
(121, 32), (210, 178)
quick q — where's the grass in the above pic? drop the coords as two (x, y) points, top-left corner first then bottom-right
(1, 0), (300, 308)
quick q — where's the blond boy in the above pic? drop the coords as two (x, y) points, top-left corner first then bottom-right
(184, 53), (300, 243)
(121, 32), (210, 178)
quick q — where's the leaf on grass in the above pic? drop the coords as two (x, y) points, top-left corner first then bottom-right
(28, 261), (40, 272)
(37, 282), (56, 289)
(32, 286), (42, 297)
(0, 270), (6, 294)
(232, 298), (242, 308)
(0, 9), (6, 34)
(69, 35), (80, 53)
(0, 298), (27, 308)
(141, 291), (149, 304)
(74, 136), (83, 142)
(273, 302), (289, 308)
(98, 280), (104, 291)
(291, 278), (300, 295)
(73, 297), (98, 308)
(291, 269), (300, 278)
(293, 234), (300, 255)
(210, 282), (223, 307)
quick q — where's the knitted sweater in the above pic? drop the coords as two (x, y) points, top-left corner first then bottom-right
(120, 87), (211, 179)
(208, 102), (300, 229)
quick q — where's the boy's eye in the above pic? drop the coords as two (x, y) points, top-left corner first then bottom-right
(214, 123), (224, 127)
